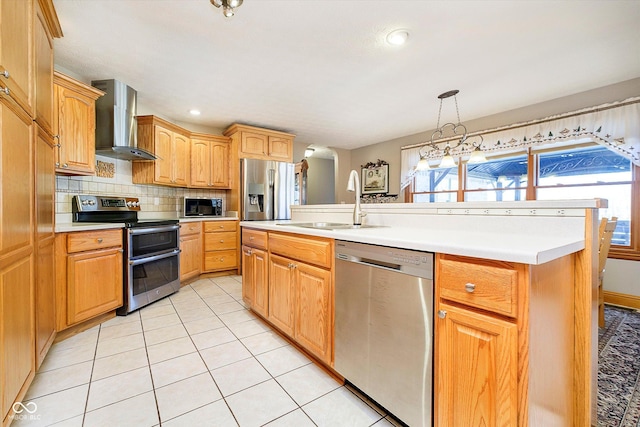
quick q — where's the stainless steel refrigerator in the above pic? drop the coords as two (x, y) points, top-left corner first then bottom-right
(241, 158), (296, 221)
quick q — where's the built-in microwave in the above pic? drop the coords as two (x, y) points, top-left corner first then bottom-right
(183, 198), (223, 217)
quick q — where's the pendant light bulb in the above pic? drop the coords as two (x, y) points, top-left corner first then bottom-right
(467, 147), (487, 164)
(439, 154), (456, 169)
(416, 157), (430, 171)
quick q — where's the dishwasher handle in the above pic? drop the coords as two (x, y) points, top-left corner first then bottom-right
(337, 253), (402, 271)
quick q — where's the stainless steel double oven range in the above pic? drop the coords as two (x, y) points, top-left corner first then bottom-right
(72, 195), (180, 315)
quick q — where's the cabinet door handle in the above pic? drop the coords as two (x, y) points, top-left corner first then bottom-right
(438, 310), (447, 319)
(0, 70), (9, 78)
(288, 263), (297, 269)
(465, 283), (476, 293)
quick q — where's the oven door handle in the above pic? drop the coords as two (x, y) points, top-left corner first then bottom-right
(129, 249), (181, 266)
(128, 224), (180, 235)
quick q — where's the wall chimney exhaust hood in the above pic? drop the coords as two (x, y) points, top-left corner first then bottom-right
(92, 79), (157, 161)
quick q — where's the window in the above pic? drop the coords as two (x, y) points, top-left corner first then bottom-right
(465, 153), (528, 202)
(536, 145), (632, 246)
(413, 167), (458, 203)
(408, 142), (639, 259)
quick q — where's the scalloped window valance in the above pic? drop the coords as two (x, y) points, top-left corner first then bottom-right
(401, 97), (640, 189)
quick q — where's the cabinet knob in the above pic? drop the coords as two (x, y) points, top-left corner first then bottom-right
(465, 283), (476, 293)
(0, 87), (9, 95)
(97, 238), (103, 243)
(288, 263), (297, 269)
(0, 70), (9, 78)
(220, 257), (224, 262)
(219, 225), (224, 228)
(438, 310), (447, 319)
(63, 163), (69, 168)
(220, 239), (224, 243)
(249, 236), (254, 240)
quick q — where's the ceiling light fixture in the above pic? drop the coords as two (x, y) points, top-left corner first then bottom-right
(304, 148), (315, 158)
(210, 0), (243, 18)
(189, 109), (201, 116)
(415, 90), (486, 170)
(386, 29), (409, 46)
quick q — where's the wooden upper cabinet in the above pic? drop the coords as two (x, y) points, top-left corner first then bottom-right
(173, 132), (190, 186)
(241, 132), (267, 157)
(53, 72), (104, 175)
(34, 0), (62, 136)
(268, 136), (292, 160)
(189, 133), (231, 188)
(0, 0), (34, 117)
(133, 115), (191, 187)
(224, 124), (294, 162)
(210, 140), (230, 187)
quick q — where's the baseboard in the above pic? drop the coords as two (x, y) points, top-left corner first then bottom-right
(604, 291), (640, 310)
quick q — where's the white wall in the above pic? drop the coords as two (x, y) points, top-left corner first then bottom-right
(604, 259), (640, 296)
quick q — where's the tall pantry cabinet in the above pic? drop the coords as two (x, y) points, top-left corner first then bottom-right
(0, 1), (62, 425)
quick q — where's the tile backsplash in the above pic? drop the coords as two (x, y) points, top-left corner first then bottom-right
(55, 156), (227, 223)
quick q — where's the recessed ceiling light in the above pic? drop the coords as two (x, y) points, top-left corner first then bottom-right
(189, 109), (201, 116)
(386, 29), (409, 46)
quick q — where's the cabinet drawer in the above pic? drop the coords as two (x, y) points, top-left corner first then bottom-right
(203, 221), (237, 233)
(204, 250), (237, 271)
(67, 229), (122, 253)
(242, 228), (268, 250)
(180, 222), (201, 236)
(438, 256), (519, 318)
(204, 231), (237, 251)
(269, 232), (332, 269)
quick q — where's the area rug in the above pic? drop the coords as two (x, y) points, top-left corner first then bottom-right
(598, 305), (640, 426)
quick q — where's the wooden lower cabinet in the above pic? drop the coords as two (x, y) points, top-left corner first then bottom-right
(35, 237), (56, 367)
(55, 229), (124, 330)
(179, 222), (201, 282)
(435, 253), (578, 426)
(436, 302), (518, 427)
(267, 253), (296, 336)
(1, 256), (34, 424)
(242, 245), (268, 317)
(268, 252), (332, 363)
(293, 261), (332, 362)
(202, 221), (238, 273)
(265, 232), (333, 365)
(66, 248), (123, 325)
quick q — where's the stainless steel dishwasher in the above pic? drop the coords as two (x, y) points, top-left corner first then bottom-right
(334, 240), (434, 427)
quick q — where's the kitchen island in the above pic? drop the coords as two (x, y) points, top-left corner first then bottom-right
(240, 200), (602, 427)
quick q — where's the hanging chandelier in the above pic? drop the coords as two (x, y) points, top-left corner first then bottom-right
(210, 0), (243, 18)
(416, 90), (486, 170)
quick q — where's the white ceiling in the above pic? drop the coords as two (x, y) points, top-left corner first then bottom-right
(53, 0), (640, 150)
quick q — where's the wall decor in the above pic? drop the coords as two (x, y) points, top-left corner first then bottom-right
(361, 159), (389, 194)
(95, 160), (115, 178)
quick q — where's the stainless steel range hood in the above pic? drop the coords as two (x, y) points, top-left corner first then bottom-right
(92, 79), (157, 161)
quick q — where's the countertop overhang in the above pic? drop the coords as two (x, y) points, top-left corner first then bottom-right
(240, 200), (604, 265)
(240, 220), (584, 265)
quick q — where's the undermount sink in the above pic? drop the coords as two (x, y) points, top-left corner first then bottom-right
(279, 222), (384, 230)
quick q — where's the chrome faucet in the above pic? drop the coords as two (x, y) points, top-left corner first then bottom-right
(347, 170), (366, 226)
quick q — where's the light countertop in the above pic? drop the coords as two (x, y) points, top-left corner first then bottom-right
(240, 220), (585, 265)
(55, 216), (238, 233)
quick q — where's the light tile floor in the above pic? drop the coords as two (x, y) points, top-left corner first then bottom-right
(14, 276), (400, 427)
